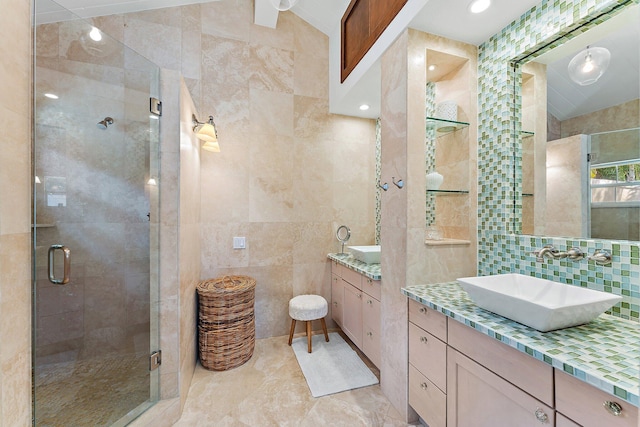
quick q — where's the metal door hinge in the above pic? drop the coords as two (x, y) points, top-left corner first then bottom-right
(150, 350), (162, 371)
(150, 97), (162, 116)
(587, 153), (592, 162)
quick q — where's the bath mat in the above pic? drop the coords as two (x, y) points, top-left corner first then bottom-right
(291, 332), (379, 398)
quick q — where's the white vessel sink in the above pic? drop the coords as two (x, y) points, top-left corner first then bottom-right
(456, 273), (622, 332)
(348, 245), (381, 264)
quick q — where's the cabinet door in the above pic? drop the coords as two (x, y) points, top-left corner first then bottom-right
(362, 295), (380, 367)
(447, 347), (554, 427)
(331, 274), (343, 327)
(342, 280), (363, 348)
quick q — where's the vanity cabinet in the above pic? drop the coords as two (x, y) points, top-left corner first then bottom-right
(331, 260), (381, 367)
(407, 298), (638, 427)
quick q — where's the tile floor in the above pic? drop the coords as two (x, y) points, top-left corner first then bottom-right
(174, 333), (413, 426)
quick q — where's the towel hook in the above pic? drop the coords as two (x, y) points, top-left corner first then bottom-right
(377, 181), (389, 191)
(392, 177), (404, 189)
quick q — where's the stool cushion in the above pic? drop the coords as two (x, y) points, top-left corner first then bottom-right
(289, 295), (328, 321)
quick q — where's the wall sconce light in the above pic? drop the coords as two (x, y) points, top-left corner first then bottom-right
(567, 46), (611, 86)
(192, 114), (220, 152)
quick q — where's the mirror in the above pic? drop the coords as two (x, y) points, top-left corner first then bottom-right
(517, 4), (640, 241)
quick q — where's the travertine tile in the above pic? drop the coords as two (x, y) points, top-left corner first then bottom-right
(174, 336), (411, 427)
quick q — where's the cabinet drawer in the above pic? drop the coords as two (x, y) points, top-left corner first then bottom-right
(556, 369), (639, 427)
(331, 259), (340, 275)
(556, 413), (580, 427)
(408, 299), (447, 342)
(362, 324), (381, 368)
(448, 319), (553, 407)
(362, 295), (380, 333)
(362, 276), (381, 301)
(341, 266), (362, 290)
(409, 364), (446, 427)
(409, 322), (446, 392)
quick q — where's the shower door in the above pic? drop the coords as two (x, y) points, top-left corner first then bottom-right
(33, 1), (160, 425)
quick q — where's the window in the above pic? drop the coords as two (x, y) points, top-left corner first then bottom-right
(590, 159), (640, 205)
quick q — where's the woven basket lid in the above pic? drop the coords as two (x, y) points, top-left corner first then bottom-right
(197, 275), (256, 294)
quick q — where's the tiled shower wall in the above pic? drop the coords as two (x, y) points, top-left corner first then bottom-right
(33, 20), (156, 365)
(0, 0), (32, 424)
(478, 0), (639, 322)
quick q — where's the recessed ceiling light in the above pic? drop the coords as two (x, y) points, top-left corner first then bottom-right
(468, 0), (491, 14)
(428, 64), (437, 71)
(44, 93), (59, 99)
(359, 104), (370, 111)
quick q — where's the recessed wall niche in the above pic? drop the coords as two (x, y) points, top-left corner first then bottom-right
(425, 49), (472, 243)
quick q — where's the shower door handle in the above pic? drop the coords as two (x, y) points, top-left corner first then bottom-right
(48, 245), (71, 285)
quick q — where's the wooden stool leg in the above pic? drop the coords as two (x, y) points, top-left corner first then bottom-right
(306, 321), (312, 353)
(288, 319), (296, 346)
(320, 317), (329, 342)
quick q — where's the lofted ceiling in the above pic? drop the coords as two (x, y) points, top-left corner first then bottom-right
(50, 0), (637, 121)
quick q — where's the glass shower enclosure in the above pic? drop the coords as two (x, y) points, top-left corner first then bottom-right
(32, 0), (160, 425)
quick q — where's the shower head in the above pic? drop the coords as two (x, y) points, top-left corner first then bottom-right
(97, 117), (114, 129)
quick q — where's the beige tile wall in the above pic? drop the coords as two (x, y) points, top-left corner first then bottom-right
(380, 30), (412, 423)
(120, 3), (375, 421)
(178, 78), (201, 407)
(380, 29), (478, 422)
(0, 0), (32, 425)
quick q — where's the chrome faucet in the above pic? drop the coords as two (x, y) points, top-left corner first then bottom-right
(533, 245), (585, 262)
(588, 249), (612, 266)
(534, 245), (558, 262)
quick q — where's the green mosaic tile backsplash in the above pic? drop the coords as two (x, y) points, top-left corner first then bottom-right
(477, 0), (640, 322)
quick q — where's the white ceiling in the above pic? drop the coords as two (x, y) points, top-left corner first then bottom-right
(48, 0), (637, 121)
(533, 4), (640, 121)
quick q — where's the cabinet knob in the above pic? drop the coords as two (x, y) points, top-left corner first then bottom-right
(420, 336), (428, 344)
(534, 408), (548, 423)
(419, 307), (427, 314)
(367, 278), (372, 284)
(333, 301), (338, 306)
(603, 401), (623, 416)
(357, 293), (362, 298)
(367, 331), (373, 337)
(420, 382), (428, 390)
(367, 299), (373, 305)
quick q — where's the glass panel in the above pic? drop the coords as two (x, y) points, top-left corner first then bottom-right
(33, 0), (159, 425)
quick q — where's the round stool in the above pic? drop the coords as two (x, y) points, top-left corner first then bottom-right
(287, 295), (329, 353)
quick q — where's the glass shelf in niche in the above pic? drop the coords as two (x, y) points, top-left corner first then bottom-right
(522, 130), (534, 138)
(522, 193), (534, 197)
(427, 189), (469, 195)
(426, 117), (470, 134)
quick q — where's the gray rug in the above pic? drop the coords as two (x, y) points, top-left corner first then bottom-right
(291, 332), (379, 397)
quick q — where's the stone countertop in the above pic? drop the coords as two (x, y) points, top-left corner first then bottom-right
(402, 281), (640, 407)
(328, 253), (381, 280)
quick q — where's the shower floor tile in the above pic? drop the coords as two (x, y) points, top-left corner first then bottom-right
(35, 353), (149, 426)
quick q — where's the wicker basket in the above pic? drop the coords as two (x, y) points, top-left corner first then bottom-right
(197, 275), (256, 371)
